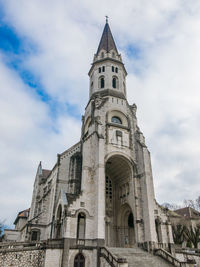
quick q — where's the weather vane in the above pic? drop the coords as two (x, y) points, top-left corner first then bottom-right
(105, 15), (109, 23)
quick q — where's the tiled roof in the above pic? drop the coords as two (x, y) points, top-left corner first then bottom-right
(14, 208), (30, 225)
(18, 208), (30, 218)
(97, 22), (118, 54)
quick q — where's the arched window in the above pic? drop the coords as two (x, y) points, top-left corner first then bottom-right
(101, 52), (104, 58)
(112, 66), (114, 72)
(115, 67), (118, 73)
(102, 66), (105, 72)
(112, 77), (117, 88)
(112, 76), (118, 89)
(99, 67), (101, 73)
(112, 52), (115, 58)
(77, 213), (86, 239)
(100, 77), (104, 88)
(74, 253), (85, 267)
(111, 116), (122, 124)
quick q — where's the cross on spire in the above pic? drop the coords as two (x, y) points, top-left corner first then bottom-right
(105, 15), (109, 23)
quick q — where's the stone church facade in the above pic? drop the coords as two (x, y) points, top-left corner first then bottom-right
(1, 22), (188, 267)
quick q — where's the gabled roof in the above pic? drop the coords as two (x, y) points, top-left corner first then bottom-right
(97, 22), (118, 54)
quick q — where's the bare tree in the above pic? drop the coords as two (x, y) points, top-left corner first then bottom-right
(184, 199), (196, 209)
(195, 196), (200, 211)
(185, 225), (200, 248)
(184, 196), (200, 212)
(162, 202), (181, 211)
(172, 224), (187, 245)
(0, 222), (3, 241)
(0, 220), (6, 242)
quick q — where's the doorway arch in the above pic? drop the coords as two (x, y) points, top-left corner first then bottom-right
(117, 203), (135, 247)
(105, 154), (135, 247)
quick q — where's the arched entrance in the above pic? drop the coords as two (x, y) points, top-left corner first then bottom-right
(117, 204), (135, 247)
(74, 253), (85, 267)
(105, 155), (135, 247)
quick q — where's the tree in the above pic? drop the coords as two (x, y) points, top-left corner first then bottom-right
(172, 224), (187, 245)
(184, 195), (200, 212)
(195, 196), (200, 211)
(0, 221), (3, 241)
(162, 202), (181, 211)
(183, 199), (196, 210)
(185, 225), (200, 248)
(0, 220), (6, 242)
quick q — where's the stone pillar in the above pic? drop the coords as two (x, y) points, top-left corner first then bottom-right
(95, 137), (105, 240)
(140, 146), (157, 243)
(61, 238), (70, 267)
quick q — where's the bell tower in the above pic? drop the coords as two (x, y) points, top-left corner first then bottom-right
(79, 20), (163, 248)
(88, 20), (127, 99)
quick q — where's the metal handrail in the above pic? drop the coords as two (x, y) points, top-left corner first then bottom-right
(99, 247), (127, 267)
(155, 248), (187, 267)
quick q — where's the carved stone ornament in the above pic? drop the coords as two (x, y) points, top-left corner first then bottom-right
(95, 95), (103, 108)
(94, 116), (102, 125)
(94, 94), (107, 109)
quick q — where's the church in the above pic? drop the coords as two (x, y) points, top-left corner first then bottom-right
(1, 21), (197, 267)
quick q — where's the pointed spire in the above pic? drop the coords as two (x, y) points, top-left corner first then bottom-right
(38, 161), (43, 176)
(96, 20), (118, 55)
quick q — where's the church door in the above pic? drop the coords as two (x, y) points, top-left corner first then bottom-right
(117, 205), (135, 247)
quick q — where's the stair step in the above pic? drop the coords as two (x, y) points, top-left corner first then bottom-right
(107, 247), (173, 267)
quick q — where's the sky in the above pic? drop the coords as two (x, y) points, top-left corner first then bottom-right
(0, 0), (200, 227)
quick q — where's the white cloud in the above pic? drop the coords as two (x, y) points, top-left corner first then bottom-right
(0, 0), (200, 225)
(0, 55), (81, 225)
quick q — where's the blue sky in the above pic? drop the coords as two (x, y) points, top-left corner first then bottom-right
(0, 20), (81, 123)
(0, 0), (200, 226)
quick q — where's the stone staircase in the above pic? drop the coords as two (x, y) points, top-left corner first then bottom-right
(108, 247), (173, 267)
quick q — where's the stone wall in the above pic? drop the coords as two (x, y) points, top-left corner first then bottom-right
(0, 240), (63, 267)
(0, 249), (45, 267)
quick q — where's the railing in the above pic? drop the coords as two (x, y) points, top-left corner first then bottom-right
(155, 248), (187, 267)
(175, 247), (200, 255)
(99, 247), (127, 267)
(0, 239), (63, 251)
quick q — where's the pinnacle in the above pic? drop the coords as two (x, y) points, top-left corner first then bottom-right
(96, 22), (118, 55)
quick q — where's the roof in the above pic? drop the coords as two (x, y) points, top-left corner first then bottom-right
(96, 22), (118, 54)
(14, 208), (30, 225)
(174, 207), (200, 219)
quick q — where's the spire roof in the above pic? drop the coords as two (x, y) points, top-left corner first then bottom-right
(96, 22), (118, 55)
